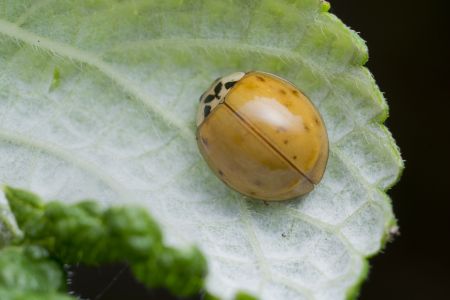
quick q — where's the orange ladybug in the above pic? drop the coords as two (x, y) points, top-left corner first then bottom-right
(196, 71), (329, 201)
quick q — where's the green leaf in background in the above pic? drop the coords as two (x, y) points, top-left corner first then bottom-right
(3, 186), (207, 297)
(0, 0), (403, 299)
(0, 245), (74, 300)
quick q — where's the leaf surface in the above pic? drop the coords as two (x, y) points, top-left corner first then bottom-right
(0, 0), (403, 299)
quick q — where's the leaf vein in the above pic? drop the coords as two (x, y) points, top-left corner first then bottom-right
(0, 129), (130, 202)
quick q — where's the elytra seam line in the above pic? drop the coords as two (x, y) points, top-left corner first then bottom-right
(223, 102), (315, 186)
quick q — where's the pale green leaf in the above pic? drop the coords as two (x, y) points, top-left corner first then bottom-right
(0, 0), (403, 299)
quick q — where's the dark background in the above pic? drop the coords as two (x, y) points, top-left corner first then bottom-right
(332, 0), (450, 299)
(70, 1), (450, 299)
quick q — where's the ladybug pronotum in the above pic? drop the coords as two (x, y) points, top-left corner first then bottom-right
(196, 71), (329, 201)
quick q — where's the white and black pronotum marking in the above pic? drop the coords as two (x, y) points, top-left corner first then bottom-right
(196, 72), (245, 126)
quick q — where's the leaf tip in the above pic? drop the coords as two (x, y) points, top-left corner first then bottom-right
(320, 0), (331, 12)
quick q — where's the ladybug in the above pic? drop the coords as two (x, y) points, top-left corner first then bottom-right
(196, 71), (329, 201)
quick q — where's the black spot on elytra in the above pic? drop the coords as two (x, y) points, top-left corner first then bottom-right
(204, 105), (212, 118)
(218, 170), (224, 176)
(279, 89), (287, 95)
(284, 140), (289, 145)
(256, 75), (265, 82)
(291, 89), (299, 96)
(293, 156), (297, 160)
(225, 81), (237, 89)
(204, 94), (215, 103)
(283, 100), (291, 108)
(314, 117), (320, 125)
(214, 82), (223, 95)
(304, 125), (310, 132)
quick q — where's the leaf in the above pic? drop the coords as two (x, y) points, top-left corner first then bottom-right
(4, 186), (207, 297)
(0, 245), (75, 300)
(0, 1), (403, 299)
